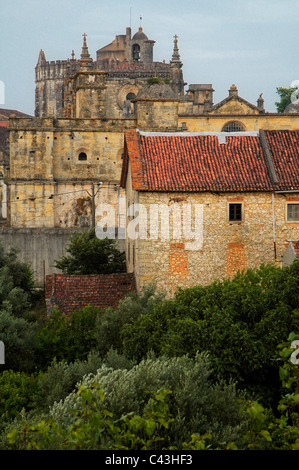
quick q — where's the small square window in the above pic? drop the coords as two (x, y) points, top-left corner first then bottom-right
(287, 203), (299, 221)
(229, 203), (242, 221)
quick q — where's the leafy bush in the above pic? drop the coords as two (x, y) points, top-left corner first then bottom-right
(0, 243), (35, 317)
(5, 335), (299, 451)
(94, 284), (165, 357)
(6, 386), (178, 450)
(121, 263), (299, 406)
(54, 229), (126, 275)
(227, 333), (299, 450)
(34, 349), (135, 411)
(49, 353), (247, 448)
(0, 310), (39, 372)
(0, 244), (35, 296)
(36, 306), (101, 368)
(0, 370), (39, 421)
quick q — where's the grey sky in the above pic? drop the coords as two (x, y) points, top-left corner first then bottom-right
(1, 0), (299, 115)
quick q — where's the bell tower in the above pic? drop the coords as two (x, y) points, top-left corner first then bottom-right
(127, 27), (155, 64)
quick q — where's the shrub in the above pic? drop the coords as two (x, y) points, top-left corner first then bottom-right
(5, 336), (299, 450)
(54, 229), (126, 275)
(0, 370), (39, 421)
(34, 349), (135, 411)
(0, 244), (35, 316)
(36, 306), (101, 368)
(0, 310), (39, 372)
(94, 284), (165, 357)
(6, 386), (177, 450)
(49, 353), (247, 448)
(121, 263), (299, 407)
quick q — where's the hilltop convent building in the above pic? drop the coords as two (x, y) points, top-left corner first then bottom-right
(35, 28), (185, 119)
(1, 25), (299, 289)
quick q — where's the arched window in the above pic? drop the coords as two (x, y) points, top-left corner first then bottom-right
(222, 121), (245, 132)
(126, 92), (137, 101)
(78, 152), (87, 161)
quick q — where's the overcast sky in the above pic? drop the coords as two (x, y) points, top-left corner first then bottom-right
(1, 0), (299, 115)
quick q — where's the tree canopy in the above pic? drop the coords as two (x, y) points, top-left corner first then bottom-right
(54, 229), (126, 275)
(275, 86), (298, 113)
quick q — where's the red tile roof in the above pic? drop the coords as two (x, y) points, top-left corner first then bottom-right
(121, 129), (299, 192)
(264, 130), (299, 190)
(0, 108), (31, 119)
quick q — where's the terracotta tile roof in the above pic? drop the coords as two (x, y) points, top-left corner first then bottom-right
(121, 130), (275, 192)
(264, 130), (299, 190)
(0, 108), (31, 119)
(121, 129), (299, 192)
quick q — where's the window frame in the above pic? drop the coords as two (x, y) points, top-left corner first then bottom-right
(222, 121), (246, 132)
(286, 202), (299, 223)
(228, 202), (243, 223)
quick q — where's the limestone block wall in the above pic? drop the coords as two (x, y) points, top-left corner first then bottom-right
(9, 182), (55, 227)
(104, 79), (143, 119)
(127, 191), (299, 296)
(35, 61), (68, 118)
(74, 71), (107, 119)
(9, 122), (54, 181)
(135, 99), (179, 130)
(178, 114), (299, 133)
(8, 118), (134, 228)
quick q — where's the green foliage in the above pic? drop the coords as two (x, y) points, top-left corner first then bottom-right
(0, 243), (35, 316)
(147, 77), (170, 85)
(0, 242), (39, 372)
(0, 310), (39, 372)
(0, 370), (39, 421)
(49, 354), (247, 448)
(232, 333), (299, 450)
(121, 263), (299, 406)
(3, 336), (299, 450)
(147, 77), (162, 85)
(275, 86), (297, 113)
(54, 229), (126, 275)
(34, 349), (134, 412)
(36, 306), (101, 368)
(94, 284), (165, 357)
(6, 386), (176, 450)
(34, 351), (104, 410)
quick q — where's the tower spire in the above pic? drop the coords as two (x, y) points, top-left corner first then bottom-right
(171, 34), (181, 63)
(37, 49), (46, 66)
(80, 33), (93, 69)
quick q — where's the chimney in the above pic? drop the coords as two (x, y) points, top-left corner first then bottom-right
(229, 84), (238, 97)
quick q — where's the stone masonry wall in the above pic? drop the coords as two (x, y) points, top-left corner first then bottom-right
(129, 190), (299, 297)
(45, 273), (135, 315)
(8, 118), (133, 228)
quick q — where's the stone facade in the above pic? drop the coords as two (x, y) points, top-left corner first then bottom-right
(35, 28), (185, 120)
(7, 116), (132, 228)
(3, 26), (299, 289)
(121, 129), (299, 296)
(126, 190), (299, 296)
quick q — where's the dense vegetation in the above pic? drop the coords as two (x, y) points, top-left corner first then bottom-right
(54, 229), (126, 275)
(0, 243), (298, 450)
(275, 86), (298, 113)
